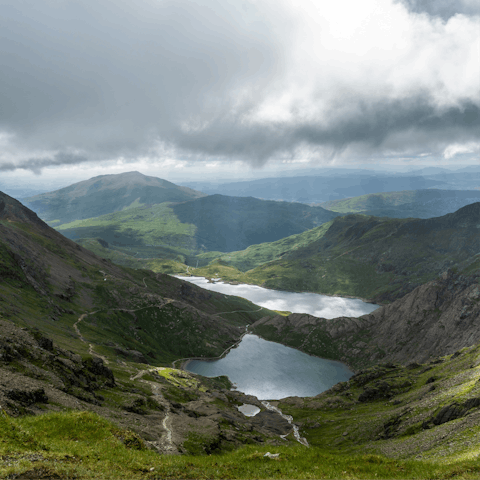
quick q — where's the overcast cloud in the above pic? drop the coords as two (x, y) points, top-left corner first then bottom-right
(0, 0), (479, 173)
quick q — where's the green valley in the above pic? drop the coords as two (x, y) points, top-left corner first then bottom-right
(52, 192), (338, 266)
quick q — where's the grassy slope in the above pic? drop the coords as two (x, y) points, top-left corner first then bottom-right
(321, 190), (418, 213)
(277, 345), (480, 469)
(4, 410), (478, 480)
(54, 196), (338, 269)
(57, 202), (196, 263)
(0, 213), (277, 366)
(196, 222), (333, 272)
(187, 216), (405, 301)
(171, 195), (338, 253)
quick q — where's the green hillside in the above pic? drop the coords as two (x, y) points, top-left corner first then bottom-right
(0, 191), (277, 365)
(196, 221), (333, 271)
(171, 194), (338, 252)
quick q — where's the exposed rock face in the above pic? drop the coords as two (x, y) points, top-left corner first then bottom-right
(252, 270), (480, 369)
(356, 270), (480, 365)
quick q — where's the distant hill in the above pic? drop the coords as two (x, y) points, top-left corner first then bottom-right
(181, 173), (446, 203)
(171, 195), (339, 252)
(23, 171), (206, 225)
(320, 189), (480, 218)
(193, 203), (480, 303)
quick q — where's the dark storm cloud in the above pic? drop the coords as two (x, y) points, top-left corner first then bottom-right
(0, 153), (89, 173)
(171, 96), (480, 161)
(0, 0), (478, 171)
(396, 0), (480, 20)
(0, 0), (281, 158)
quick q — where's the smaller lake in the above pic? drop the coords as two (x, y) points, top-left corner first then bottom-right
(176, 276), (378, 318)
(186, 334), (353, 400)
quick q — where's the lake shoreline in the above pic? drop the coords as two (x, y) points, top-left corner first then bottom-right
(179, 272), (383, 305)
(183, 333), (355, 399)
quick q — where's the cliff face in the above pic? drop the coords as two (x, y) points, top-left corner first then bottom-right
(252, 270), (480, 370)
(359, 269), (480, 365)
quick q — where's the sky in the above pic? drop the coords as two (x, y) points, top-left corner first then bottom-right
(0, 0), (479, 188)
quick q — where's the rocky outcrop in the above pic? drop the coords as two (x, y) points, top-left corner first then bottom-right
(252, 270), (480, 369)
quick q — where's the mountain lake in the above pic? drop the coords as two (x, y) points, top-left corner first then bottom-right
(177, 276), (379, 399)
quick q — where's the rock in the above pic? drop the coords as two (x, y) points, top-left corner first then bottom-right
(431, 397), (480, 426)
(433, 404), (463, 425)
(264, 452), (280, 458)
(6, 388), (48, 406)
(358, 382), (392, 402)
(250, 411), (292, 436)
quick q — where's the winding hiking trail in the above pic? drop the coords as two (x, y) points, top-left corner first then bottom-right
(74, 303), (178, 453)
(129, 368), (175, 452)
(73, 312), (110, 364)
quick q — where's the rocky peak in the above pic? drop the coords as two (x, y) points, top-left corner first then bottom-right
(0, 191), (49, 229)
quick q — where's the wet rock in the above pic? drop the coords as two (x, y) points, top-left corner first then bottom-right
(6, 388), (48, 406)
(358, 381), (392, 402)
(433, 404), (464, 425)
(250, 410), (292, 436)
(114, 347), (148, 364)
(431, 397), (480, 426)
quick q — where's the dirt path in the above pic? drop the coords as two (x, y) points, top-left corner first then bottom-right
(73, 314), (88, 343)
(74, 312), (110, 365)
(129, 369), (175, 452)
(214, 306), (264, 315)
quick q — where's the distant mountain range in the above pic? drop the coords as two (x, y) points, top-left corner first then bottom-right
(320, 189), (480, 219)
(181, 173), (446, 203)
